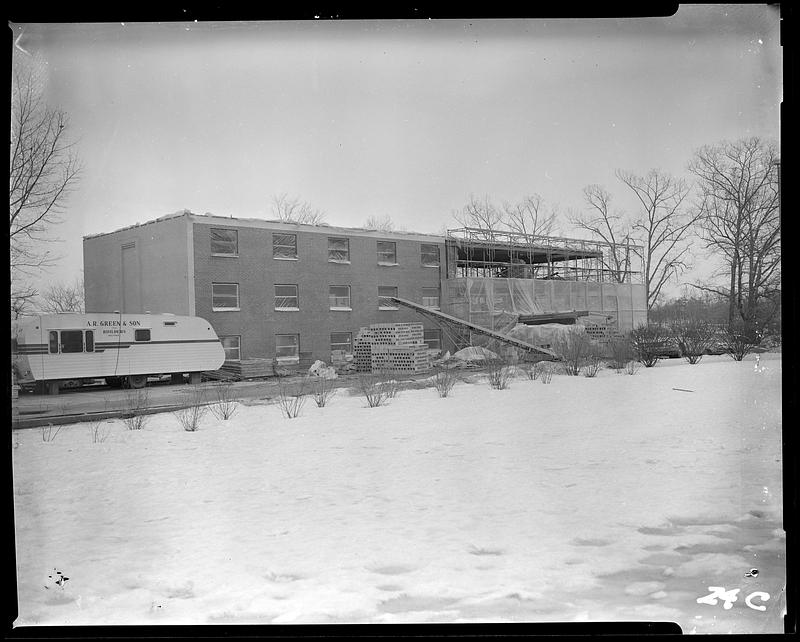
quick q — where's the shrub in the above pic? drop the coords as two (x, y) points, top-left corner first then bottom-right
(539, 362), (554, 384)
(624, 359), (641, 375)
(277, 377), (309, 418)
(552, 331), (592, 376)
(41, 423), (63, 442)
(122, 389), (150, 430)
(357, 372), (393, 408)
(88, 418), (110, 443)
(607, 335), (635, 371)
(209, 382), (238, 420)
(486, 356), (514, 390)
(723, 321), (762, 361)
(432, 365), (459, 397)
(672, 320), (714, 365)
(582, 347), (603, 378)
(518, 361), (537, 380)
(174, 388), (208, 432)
(313, 376), (337, 407)
(629, 324), (669, 368)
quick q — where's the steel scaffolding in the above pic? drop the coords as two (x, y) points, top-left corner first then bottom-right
(445, 227), (644, 284)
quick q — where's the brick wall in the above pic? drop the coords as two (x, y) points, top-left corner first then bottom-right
(192, 221), (446, 362)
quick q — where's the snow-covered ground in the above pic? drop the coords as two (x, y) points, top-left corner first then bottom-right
(13, 353), (784, 632)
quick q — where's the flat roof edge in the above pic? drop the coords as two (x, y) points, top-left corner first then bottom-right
(83, 210), (445, 243)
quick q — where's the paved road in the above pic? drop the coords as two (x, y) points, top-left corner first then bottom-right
(12, 371), (442, 428)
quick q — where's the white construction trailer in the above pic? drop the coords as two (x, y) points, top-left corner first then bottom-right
(12, 312), (225, 394)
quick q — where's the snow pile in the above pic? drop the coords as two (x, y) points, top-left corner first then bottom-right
(308, 360), (337, 379)
(12, 354), (783, 630)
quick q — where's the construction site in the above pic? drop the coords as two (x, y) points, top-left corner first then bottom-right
(76, 211), (649, 381)
(369, 227), (648, 371)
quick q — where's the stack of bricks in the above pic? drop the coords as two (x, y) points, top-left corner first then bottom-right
(353, 322), (430, 373)
(354, 328), (374, 372)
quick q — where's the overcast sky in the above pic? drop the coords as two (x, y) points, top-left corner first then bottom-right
(11, 5), (781, 299)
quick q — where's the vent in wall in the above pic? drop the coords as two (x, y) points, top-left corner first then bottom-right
(121, 241), (135, 249)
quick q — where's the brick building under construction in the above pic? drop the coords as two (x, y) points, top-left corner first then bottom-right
(83, 210), (647, 367)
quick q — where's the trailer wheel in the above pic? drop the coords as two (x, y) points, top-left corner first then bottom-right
(127, 374), (147, 389)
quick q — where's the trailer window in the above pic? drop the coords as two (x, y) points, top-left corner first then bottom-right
(85, 330), (95, 352)
(61, 330), (84, 353)
(135, 329), (151, 342)
(49, 331), (59, 354)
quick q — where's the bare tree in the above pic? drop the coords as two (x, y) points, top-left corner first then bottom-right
(616, 169), (698, 309)
(39, 276), (85, 313)
(11, 285), (38, 320)
(452, 194), (505, 239)
(364, 214), (395, 232)
(10, 53), (81, 315)
(569, 185), (633, 283)
(688, 138), (780, 325)
(502, 194), (558, 239)
(270, 193), (327, 225)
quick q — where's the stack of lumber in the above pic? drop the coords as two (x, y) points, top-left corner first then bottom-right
(221, 358), (274, 378)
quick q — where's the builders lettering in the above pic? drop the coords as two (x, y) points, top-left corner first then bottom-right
(86, 320), (142, 327)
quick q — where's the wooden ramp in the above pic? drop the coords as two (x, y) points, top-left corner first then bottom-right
(384, 296), (559, 359)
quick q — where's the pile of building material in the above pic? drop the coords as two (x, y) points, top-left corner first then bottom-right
(507, 323), (586, 351)
(330, 350), (355, 372)
(221, 358), (274, 378)
(308, 360), (338, 379)
(354, 322), (430, 373)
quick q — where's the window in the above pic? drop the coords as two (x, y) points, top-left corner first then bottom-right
(328, 237), (350, 262)
(276, 334), (299, 362)
(274, 284), (299, 310)
(220, 335), (241, 361)
(377, 241), (397, 265)
(210, 228), (238, 256)
(212, 282), (240, 310)
(378, 286), (398, 309)
(330, 332), (353, 356)
(85, 330), (94, 352)
(422, 287), (440, 309)
(421, 243), (440, 267)
(49, 331), (58, 354)
(329, 285), (351, 310)
(135, 329), (151, 342)
(424, 329), (442, 352)
(273, 233), (297, 259)
(60, 330), (84, 353)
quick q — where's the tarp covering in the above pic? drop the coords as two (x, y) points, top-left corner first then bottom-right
(506, 323), (586, 350)
(452, 346), (499, 362)
(444, 277), (647, 336)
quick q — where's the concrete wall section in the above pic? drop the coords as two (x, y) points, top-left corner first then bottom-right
(83, 215), (193, 315)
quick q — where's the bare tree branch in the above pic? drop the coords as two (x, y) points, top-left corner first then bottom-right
(452, 194), (505, 239)
(568, 185), (632, 283)
(364, 214), (395, 231)
(616, 168), (698, 310)
(10, 52), (82, 317)
(39, 276), (85, 314)
(688, 137), (780, 325)
(270, 193), (327, 225)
